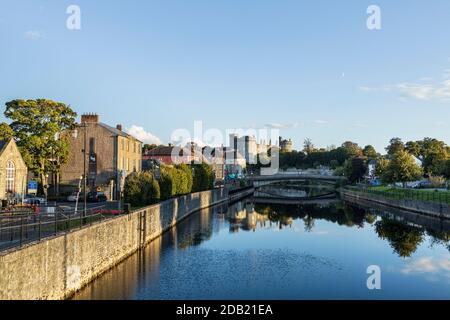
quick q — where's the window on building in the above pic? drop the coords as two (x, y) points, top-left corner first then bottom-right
(133, 159), (136, 172)
(127, 141), (130, 151)
(126, 158), (129, 171)
(122, 157), (125, 170)
(6, 160), (15, 193)
(121, 139), (124, 151)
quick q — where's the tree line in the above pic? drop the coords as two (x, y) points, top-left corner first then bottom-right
(123, 163), (214, 207)
(278, 137), (450, 184)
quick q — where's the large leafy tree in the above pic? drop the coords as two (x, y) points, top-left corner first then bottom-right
(4, 99), (77, 192)
(386, 137), (405, 155)
(344, 156), (368, 183)
(0, 122), (14, 141)
(405, 138), (449, 176)
(375, 157), (390, 178)
(418, 138), (449, 176)
(341, 141), (363, 158)
(362, 145), (377, 158)
(382, 150), (423, 186)
(445, 160), (450, 179)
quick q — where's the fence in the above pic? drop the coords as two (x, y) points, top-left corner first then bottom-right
(345, 186), (450, 205)
(0, 205), (125, 252)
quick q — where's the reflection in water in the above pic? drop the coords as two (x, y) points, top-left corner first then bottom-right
(73, 196), (450, 300)
(375, 218), (424, 258)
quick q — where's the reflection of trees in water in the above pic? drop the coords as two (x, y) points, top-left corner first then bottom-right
(253, 202), (449, 257)
(427, 229), (450, 252)
(375, 218), (425, 258)
(253, 202), (374, 230)
(174, 200), (450, 255)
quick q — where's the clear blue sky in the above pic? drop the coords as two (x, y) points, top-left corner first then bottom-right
(1, 0), (449, 152)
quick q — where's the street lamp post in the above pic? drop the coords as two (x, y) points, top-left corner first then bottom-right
(83, 125), (87, 219)
(73, 123), (88, 219)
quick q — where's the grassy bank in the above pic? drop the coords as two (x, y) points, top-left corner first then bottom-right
(346, 186), (450, 205)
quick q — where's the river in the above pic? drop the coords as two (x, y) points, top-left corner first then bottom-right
(73, 196), (450, 300)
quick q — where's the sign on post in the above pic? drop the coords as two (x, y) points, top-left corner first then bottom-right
(28, 180), (38, 195)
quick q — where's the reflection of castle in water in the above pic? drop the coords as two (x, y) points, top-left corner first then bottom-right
(227, 201), (293, 232)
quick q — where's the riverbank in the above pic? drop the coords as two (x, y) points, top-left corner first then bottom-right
(0, 187), (254, 300)
(341, 188), (450, 220)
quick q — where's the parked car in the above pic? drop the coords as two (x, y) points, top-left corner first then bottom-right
(412, 181), (433, 189)
(67, 192), (84, 202)
(24, 195), (46, 205)
(87, 191), (107, 203)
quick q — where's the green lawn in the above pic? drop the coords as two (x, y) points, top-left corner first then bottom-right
(348, 186), (450, 205)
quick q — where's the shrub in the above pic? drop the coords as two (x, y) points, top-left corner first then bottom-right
(176, 163), (193, 193)
(159, 166), (176, 200)
(428, 176), (446, 188)
(124, 171), (160, 207)
(192, 163), (214, 192)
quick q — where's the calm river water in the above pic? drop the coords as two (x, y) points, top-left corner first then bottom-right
(73, 197), (450, 300)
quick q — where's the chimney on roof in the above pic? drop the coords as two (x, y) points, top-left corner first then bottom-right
(116, 124), (123, 131)
(81, 113), (99, 124)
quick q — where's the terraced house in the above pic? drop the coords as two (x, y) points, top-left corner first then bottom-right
(59, 114), (142, 200)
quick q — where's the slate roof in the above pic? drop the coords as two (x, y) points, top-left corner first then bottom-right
(98, 123), (142, 143)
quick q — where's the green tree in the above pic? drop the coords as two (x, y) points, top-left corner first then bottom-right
(341, 141), (363, 158)
(382, 150), (423, 186)
(0, 122), (14, 140)
(419, 138), (449, 176)
(375, 157), (390, 178)
(4, 99), (77, 194)
(159, 166), (176, 200)
(123, 173), (141, 206)
(140, 171), (160, 204)
(192, 163), (214, 192)
(405, 141), (421, 158)
(386, 137), (405, 155)
(444, 160), (450, 179)
(344, 157), (367, 183)
(362, 145), (377, 158)
(124, 171), (160, 207)
(176, 163), (193, 194)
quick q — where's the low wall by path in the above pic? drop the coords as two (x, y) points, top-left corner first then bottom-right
(0, 187), (254, 300)
(341, 189), (450, 220)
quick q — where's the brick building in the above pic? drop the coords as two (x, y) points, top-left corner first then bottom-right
(59, 114), (142, 200)
(0, 138), (28, 204)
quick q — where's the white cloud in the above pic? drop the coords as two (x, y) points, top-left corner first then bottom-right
(395, 83), (435, 100)
(264, 122), (299, 129)
(401, 256), (450, 275)
(360, 75), (450, 102)
(314, 120), (328, 124)
(358, 85), (390, 92)
(126, 125), (162, 145)
(25, 30), (42, 41)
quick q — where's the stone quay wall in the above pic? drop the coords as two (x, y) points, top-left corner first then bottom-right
(0, 187), (254, 300)
(341, 189), (450, 220)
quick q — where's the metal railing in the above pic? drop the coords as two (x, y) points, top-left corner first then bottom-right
(345, 186), (450, 205)
(0, 205), (125, 252)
